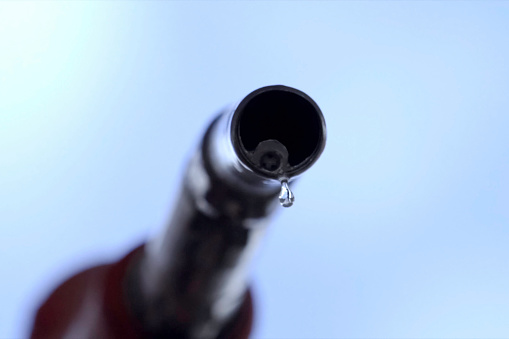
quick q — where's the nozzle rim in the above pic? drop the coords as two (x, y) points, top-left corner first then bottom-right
(231, 85), (326, 180)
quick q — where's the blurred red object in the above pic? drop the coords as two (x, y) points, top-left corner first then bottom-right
(29, 246), (253, 339)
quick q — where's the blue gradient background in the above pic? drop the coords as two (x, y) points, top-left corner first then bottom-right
(1, 2), (509, 338)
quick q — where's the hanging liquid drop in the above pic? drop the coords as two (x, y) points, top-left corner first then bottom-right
(279, 180), (295, 207)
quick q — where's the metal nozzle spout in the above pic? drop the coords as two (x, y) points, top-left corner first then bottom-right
(231, 85), (326, 180)
(129, 85), (327, 339)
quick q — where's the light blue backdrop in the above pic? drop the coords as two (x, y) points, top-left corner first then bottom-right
(1, 2), (508, 338)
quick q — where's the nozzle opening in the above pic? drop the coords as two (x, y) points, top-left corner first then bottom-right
(232, 86), (326, 178)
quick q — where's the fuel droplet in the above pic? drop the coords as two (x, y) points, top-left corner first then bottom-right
(279, 180), (295, 207)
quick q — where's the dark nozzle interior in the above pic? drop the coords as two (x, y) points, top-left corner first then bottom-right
(233, 87), (325, 177)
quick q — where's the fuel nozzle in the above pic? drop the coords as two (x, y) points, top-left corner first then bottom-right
(231, 85), (326, 207)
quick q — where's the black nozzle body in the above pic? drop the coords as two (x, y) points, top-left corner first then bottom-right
(128, 85), (326, 339)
